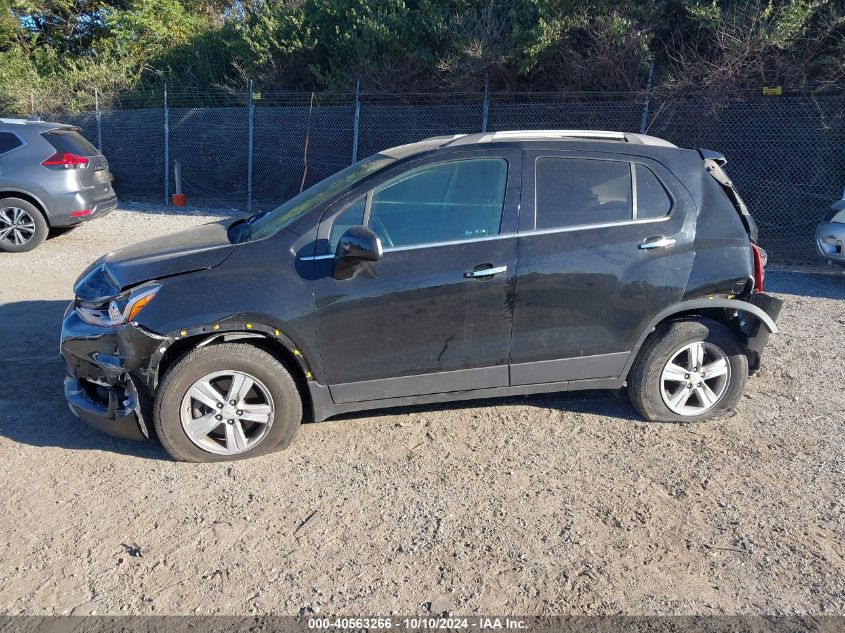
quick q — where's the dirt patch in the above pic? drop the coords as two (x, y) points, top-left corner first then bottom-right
(0, 207), (843, 615)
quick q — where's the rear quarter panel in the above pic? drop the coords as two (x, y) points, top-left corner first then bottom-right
(684, 167), (754, 299)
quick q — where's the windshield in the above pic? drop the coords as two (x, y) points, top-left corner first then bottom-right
(239, 154), (396, 241)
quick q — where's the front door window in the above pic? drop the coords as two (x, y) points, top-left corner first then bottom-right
(367, 159), (508, 248)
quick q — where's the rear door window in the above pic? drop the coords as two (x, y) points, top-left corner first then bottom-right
(0, 132), (23, 154)
(535, 158), (632, 229)
(41, 129), (98, 156)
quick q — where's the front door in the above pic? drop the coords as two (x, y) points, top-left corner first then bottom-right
(509, 149), (695, 385)
(314, 151), (521, 404)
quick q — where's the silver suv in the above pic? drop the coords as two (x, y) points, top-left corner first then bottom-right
(0, 117), (117, 252)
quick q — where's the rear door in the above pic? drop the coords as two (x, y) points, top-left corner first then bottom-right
(313, 150), (521, 403)
(509, 149), (695, 386)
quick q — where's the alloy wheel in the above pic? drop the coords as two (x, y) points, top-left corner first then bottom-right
(0, 207), (36, 246)
(180, 370), (275, 455)
(660, 341), (731, 416)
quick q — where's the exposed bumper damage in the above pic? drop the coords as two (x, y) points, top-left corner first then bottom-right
(741, 292), (784, 370)
(64, 375), (148, 441)
(60, 302), (167, 441)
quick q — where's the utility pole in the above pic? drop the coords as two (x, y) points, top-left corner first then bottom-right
(351, 77), (361, 164)
(247, 80), (255, 211)
(640, 61), (655, 135)
(481, 72), (490, 133)
(95, 87), (103, 151)
(163, 81), (170, 204)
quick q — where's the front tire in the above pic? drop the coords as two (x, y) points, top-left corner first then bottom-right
(627, 318), (748, 422)
(0, 198), (48, 253)
(154, 343), (302, 462)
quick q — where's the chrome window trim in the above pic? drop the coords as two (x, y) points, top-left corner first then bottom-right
(382, 231), (515, 253)
(631, 162), (638, 220)
(362, 190), (374, 225)
(383, 215), (671, 252)
(520, 214), (671, 240)
(298, 214), (671, 259)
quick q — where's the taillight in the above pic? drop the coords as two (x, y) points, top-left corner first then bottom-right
(41, 151), (89, 169)
(751, 243), (765, 292)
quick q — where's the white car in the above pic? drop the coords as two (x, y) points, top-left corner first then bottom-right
(816, 189), (845, 265)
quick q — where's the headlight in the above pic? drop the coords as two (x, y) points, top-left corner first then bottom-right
(76, 283), (160, 327)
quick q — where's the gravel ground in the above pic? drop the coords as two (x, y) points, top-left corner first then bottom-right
(0, 204), (843, 616)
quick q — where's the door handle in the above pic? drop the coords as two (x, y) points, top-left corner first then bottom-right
(464, 265), (507, 278)
(639, 236), (677, 250)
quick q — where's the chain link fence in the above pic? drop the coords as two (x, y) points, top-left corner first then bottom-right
(15, 87), (845, 262)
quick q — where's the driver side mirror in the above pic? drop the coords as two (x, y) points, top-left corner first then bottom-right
(333, 225), (382, 280)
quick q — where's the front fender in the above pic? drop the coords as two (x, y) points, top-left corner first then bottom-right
(146, 318), (316, 390)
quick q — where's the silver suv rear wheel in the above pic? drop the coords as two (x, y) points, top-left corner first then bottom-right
(0, 207), (36, 246)
(0, 198), (48, 253)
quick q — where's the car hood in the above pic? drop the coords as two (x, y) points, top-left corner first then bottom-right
(74, 219), (237, 303)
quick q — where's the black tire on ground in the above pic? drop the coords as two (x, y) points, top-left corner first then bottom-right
(627, 318), (748, 423)
(154, 343), (302, 462)
(0, 197), (48, 253)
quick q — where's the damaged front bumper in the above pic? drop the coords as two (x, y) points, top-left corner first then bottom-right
(60, 302), (166, 441)
(64, 375), (148, 441)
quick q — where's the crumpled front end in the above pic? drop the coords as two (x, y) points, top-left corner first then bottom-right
(60, 301), (166, 441)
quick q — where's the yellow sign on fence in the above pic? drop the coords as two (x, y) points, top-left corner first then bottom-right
(762, 86), (783, 96)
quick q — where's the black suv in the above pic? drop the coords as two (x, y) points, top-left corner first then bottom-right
(61, 130), (782, 462)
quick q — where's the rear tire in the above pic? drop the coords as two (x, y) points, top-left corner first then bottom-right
(627, 318), (748, 422)
(154, 343), (302, 462)
(0, 198), (48, 253)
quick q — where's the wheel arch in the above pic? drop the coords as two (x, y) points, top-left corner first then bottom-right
(151, 322), (315, 420)
(0, 189), (49, 221)
(622, 298), (778, 378)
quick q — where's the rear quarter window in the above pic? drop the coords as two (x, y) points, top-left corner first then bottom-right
(634, 164), (672, 218)
(0, 132), (23, 154)
(41, 129), (98, 156)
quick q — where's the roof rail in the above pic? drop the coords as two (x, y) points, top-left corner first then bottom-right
(443, 130), (676, 148)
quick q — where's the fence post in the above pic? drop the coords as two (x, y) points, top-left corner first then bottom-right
(247, 80), (254, 211)
(481, 72), (490, 133)
(163, 81), (170, 205)
(639, 61), (655, 134)
(95, 88), (103, 151)
(351, 77), (361, 164)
